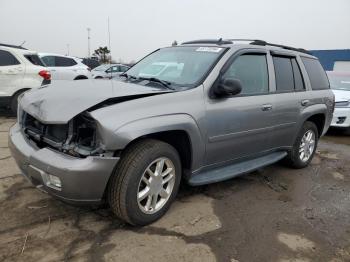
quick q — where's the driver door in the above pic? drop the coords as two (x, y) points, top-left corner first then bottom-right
(205, 51), (275, 165)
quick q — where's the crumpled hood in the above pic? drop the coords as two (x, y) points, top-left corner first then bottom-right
(332, 89), (350, 102)
(20, 79), (168, 124)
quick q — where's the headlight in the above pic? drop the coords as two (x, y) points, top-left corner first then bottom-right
(335, 100), (350, 108)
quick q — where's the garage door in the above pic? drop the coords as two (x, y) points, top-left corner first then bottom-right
(334, 61), (350, 71)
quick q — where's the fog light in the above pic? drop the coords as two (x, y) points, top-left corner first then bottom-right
(47, 174), (62, 189)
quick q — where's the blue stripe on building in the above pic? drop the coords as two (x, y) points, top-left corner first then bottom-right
(310, 49), (350, 71)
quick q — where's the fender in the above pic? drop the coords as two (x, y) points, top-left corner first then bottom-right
(101, 114), (206, 170)
(293, 103), (328, 142)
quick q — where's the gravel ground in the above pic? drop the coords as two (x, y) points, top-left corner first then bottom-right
(0, 115), (349, 262)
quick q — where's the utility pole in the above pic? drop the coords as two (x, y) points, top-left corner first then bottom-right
(87, 27), (91, 58)
(108, 17), (111, 64)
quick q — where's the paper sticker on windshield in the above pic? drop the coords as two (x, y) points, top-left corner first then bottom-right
(196, 47), (223, 53)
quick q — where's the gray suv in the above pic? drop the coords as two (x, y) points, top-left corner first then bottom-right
(9, 39), (334, 225)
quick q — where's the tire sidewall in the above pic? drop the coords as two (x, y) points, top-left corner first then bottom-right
(292, 122), (319, 168)
(124, 143), (181, 225)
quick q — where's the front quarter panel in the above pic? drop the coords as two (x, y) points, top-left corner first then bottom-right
(90, 87), (207, 170)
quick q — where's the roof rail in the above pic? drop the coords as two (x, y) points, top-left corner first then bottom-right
(249, 40), (310, 54)
(181, 38), (310, 54)
(0, 43), (27, 50)
(182, 38), (233, 45)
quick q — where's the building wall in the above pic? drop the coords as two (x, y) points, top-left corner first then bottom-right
(310, 49), (350, 71)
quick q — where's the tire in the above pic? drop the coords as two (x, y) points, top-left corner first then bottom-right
(108, 139), (182, 226)
(285, 121), (319, 169)
(10, 91), (25, 116)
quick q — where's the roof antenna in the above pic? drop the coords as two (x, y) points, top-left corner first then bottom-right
(19, 41), (26, 47)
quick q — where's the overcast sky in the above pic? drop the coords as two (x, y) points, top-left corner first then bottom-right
(0, 0), (349, 62)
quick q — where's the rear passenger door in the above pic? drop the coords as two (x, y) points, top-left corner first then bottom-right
(270, 53), (306, 148)
(0, 50), (24, 94)
(54, 56), (78, 80)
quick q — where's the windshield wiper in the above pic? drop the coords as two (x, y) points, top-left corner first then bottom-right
(137, 77), (175, 90)
(119, 73), (137, 80)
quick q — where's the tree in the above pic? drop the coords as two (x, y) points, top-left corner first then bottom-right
(172, 40), (178, 46)
(93, 46), (111, 63)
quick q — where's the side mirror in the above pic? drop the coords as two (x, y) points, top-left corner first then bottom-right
(214, 78), (242, 97)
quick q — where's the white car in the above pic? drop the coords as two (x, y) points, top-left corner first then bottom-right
(327, 71), (350, 131)
(39, 53), (91, 80)
(92, 64), (129, 79)
(0, 44), (51, 114)
(138, 62), (184, 79)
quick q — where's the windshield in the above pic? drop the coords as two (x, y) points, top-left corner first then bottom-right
(327, 73), (350, 91)
(125, 46), (226, 89)
(93, 64), (111, 71)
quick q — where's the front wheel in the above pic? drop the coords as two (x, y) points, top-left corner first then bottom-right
(108, 139), (181, 226)
(285, 121), (319, 168)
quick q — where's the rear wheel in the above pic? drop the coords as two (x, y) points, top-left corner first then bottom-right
(285, 121), (319, 168)
(108, 139), (181, 226)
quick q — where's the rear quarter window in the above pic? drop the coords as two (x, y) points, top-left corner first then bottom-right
(24, 54), (45, 66)
(301, 57), (329, 90)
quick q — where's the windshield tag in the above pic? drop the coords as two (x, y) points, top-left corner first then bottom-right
(196, 47), (223, 53)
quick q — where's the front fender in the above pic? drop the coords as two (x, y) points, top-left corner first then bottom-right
(102, 114), (205, 170)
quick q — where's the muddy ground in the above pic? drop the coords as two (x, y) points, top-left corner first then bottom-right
(0, 116), (349, 262)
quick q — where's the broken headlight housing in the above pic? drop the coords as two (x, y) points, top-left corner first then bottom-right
(63, 113), (104, 157)
(22, 112), (105, 158)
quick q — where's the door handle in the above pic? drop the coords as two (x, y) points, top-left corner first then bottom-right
(261, 104), (273, 111)
(301, 100), (310, 106)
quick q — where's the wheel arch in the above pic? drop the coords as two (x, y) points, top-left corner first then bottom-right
(74, 75), (88, 80)
(305, 113), (326, 137)
(103, 114), (205, 172)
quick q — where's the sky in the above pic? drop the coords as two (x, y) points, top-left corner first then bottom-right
(0, 0), (349, 63)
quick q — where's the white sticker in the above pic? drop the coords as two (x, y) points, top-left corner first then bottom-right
(196, 47), (223, 53)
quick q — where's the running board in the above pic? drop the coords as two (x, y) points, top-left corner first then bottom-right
(188, 151), (288, 186)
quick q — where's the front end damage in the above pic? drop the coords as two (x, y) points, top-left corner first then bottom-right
(9, 108), (120, 204)
(20, 110), (111, 158)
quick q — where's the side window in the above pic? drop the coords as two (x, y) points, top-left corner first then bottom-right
(273, 56), (294, 92)
(120, 66), (129, 72)
(301, 57), (329, 90)
(55, 56), (77, 67)
(291, 59), (305, 91)
(0, 50), (20, 66)
(223, 54), (269, 95)
(41, 56), (55, 67)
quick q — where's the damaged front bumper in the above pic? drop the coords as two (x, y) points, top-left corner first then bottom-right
(9, 123), (119, 205)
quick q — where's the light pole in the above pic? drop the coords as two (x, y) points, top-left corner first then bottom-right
(87, 28), (91, 58)
(66, 44), (70, 56)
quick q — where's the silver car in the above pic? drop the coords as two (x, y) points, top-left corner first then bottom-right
(91, 64), (129, 79)
(9, 39), (334, 225)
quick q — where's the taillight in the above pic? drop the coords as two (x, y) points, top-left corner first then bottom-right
(39, 70), (51, 80)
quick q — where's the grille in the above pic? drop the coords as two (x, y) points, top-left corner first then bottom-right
(23, 113), (69, 149)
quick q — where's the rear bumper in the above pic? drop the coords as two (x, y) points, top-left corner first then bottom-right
(0, 96), (11, 108)
(8, 123), (119, 205)
(331, 107), (350, 128)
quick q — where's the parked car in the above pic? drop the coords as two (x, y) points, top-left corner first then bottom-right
(81, 57), (100, 69)
(327, 71), (350, 131)
(9, 39), (334, 226)
(39, 53), (91, 80)
(91, 64), (129, 79)
(0, 44), (51, 114)
(138, 62), (184, 78)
